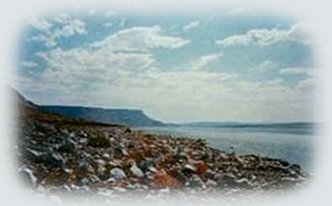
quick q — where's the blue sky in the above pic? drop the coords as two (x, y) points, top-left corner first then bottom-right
(13, 8), (316, 123)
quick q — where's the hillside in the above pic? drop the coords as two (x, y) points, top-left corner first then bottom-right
(40, 105), (165, 127)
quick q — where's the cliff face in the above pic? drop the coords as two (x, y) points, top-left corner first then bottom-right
(10, 87), (164, 127)
(40, 106), (165, 127)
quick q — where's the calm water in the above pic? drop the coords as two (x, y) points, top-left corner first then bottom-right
(134, 126), (315, 172)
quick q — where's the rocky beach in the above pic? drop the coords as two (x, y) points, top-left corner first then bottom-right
(14, 91), (309, 197)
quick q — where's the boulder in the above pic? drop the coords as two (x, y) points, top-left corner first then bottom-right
(153, 170), (182, 189)
(130, 163), (144, 178)
(110, 168), (126, 180)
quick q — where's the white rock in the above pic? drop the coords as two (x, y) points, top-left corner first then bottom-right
(130, 164), (144, 177)
(18, 165), (38, 186)
(110, 168), (126, 180)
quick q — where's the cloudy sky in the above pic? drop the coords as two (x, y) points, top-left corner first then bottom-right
(14, 8), (316, 123)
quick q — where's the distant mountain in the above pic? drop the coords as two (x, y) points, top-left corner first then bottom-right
(10, 88), (164, 127)
(179, 121), (316, 135)
(40, 106), (165, 127)
(11, 89), (121, 127)
(180, 121), (315, 128)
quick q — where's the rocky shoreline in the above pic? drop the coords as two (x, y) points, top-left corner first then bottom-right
(16, 105), (309, 195)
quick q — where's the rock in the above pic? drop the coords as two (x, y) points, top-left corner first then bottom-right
(218, 173), (237, 188)
(169, 170), (188, 185)
(95, 159), (106, 166)
(24, 147), (46, 163)
(50, 153), (66, 168)
(153, 170), (182, 189)
(205, 179), (217, 187)
(234, 178), (252, 189)
(95, 159), (108, 177)
(218, 173), (252, 189)
(289, 164), (302, 176)
(56, 139), (76, 153)
(18, 165), (38, 186)
(102, 153), (110, 160)
(189, 175), (205, 188)
(97, 165), (107, 176)
(78, 138), (88, 145)
(25, 147), (64, 168)
(129, 163), (144, 178)
(110, 168), (126, 180)
(79, 130), (88, 138)
(138, 159), (155, 173)
(41, 168), (68, 186)
(182, 164), (196, 177)
(77, 153), (89, 169)
(204, 170), (217, 180)
(87, 165), (95, 173)
(175, 147), (188, 160)
(124, 128), (131, 133)
(108, 160), (122, 168)
(114, 147), (126, 159)
(194, 161), (209, 176)
(148, 166), (157, 173)
(87, 135), (110, 147)
(79, 175), (100, 185)
(121, 149), (128, 156)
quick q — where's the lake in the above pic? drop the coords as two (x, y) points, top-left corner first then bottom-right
(134, 125), (315, 172)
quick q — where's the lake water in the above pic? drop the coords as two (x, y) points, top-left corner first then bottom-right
(134, 126), (315, 172)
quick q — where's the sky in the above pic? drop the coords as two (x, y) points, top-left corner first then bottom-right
(13, 7), (316, 123)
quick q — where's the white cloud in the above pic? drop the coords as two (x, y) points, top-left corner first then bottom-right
(22, 41), (313, 122)
(119, 18), (127, 28)
(104, 22), (113, 28)
(279, 67), (311, 75)
(27, 34), (57, 47)
(53, 19), (86, 38)
(54, 13), (70, 24)
(295, 78), (315, 91)
(21, 15), (315, 122)
(33, 25), (190, 91)
(10, 74), (49, 93)
(183, 20), (200, 31)
(27, 15), (87, 48)
(19, 61), (38, 68)
(190, 52), (224, 71)
(28, 17), (53, 33)
(250, 60), (278, 73)
(38, 47), (155, 89)
(216, 23), (311, 47)
(95, 72), (313, 122)
(290, 23), (311, 44)
(24, 43), (314, 121)
(18, 53), (314, 122)
(92, 25), (190, 52)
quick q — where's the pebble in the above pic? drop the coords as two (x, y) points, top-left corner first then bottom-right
(18, 165), (38, 186)
(130, 163), (144, 178)
(17, 113), (309, 194)
(110, 168), (126, 180)
(153, 170), (182, 189)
